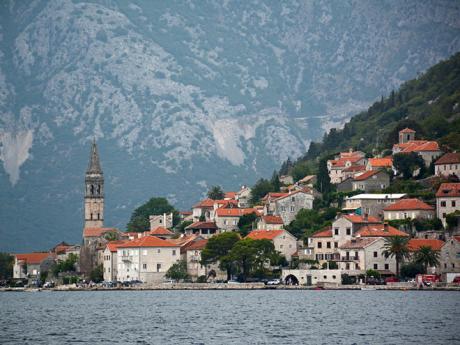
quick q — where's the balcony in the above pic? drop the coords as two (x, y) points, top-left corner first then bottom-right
(121, 255), (133, 262)
(340, 256), (359, 261)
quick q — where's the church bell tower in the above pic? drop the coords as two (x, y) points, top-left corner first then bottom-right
(84, 139), (104, 229)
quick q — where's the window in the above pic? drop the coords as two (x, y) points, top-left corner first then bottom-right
(373, 264), (378, 270)
(335, 242), (338, 248)
(332, 275), (336, 279)
(156, 264), (161, 272)
(334, 228), (339, 235)
(172, 250), (176, 256)
(453, 201), (456, 207)
(290, 206), (295, 212)
(327, 242), (331, 249)
(317, 242), (322, 249)
(346, 263), (350, 270)
(280, 245), (283, 249)
(291, 197), (295, 202)
(373, 251), (378, 258)
(384, 264), (389, 270)
(346, 228), (351, 235)
(157, 249), (161, 253)
(441, 201), (446, 207)
(224, 220), (228, 225)
(143, 264), (147, 269)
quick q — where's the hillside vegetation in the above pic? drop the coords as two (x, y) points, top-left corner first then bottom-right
(284, 51), (460, 177)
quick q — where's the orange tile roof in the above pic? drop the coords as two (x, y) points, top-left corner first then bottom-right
(192, 198), (215, 208)
(224, 192), (237, 199)
(106, 240), (129, 252)
(186, 239), (208, 251)
(83, 227), (119, 237)
(262, 215), (284, 224)
(436, 183), (460, 198)
(16, 252), (52, 264)
(246, 229), (285, 240)
(186, 221), (218, 229)
(368, 157), (393, 168)
(330, 156), (364, 168)
(262, 192), (289, 201)
(118, 236), (179, 248)
(355, 224), (409, 237)
(383, 198), (434, 211)
(408, 239), (444, 251)
(343, 214), (380, 223)
(343, 165), (366, 173)
(394, 140), (440, 153)
(435, 152), (460, 165)
(148, 227), (174, 235)
(312, 227), (333, 238)
(400, 128), (416, 133)
(215, 199), (239, 207)
(216, 208), (256, 217)
(353, 170), (382, 181)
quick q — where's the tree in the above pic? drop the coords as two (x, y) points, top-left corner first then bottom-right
(0, 253), (14, 280)
(446, 211), (460, 231)
(270, 171), (281, 191)
(89, 264), (103, 283)
(393, 152), (425, 179)
(207, 186), (225, 200)
(52, 253), (79, 276)
(200, 232), (240, 280)
(366, 269), (381, 278)
(249, 178), (275, 205)
(237, 213), (257, 237)
(315, 158), (333, 194)
(177, 220), (193, 233)
(382, 236), (410, 277)
(400, 262), (424, 278)
(165, 260), (188, 281)
(127, 197), (176, 232)
(413, 246), (440, 274)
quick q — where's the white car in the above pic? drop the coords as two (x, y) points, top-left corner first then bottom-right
(266, 279), (282, 285)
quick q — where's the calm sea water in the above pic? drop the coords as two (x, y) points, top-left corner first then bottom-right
(0, 290), (459, 344)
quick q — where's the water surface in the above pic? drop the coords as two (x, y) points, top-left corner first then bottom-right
(1, 290), (458, 344)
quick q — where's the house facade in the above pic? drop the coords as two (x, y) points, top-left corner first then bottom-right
(246, 229), (297, 261)
(392, 128), (442, 166)
(436, 183), (460, 227)
(383, 198), (435, 221)
(185, 221), (219, 238)
(13, 253), (55, 280)
(273, 190), (314, 225)
(351, 170), (390, 192)
(435, 153), (460, 178)
(257, 215), (284, 230)
(327, 150), (367, 184)
(116, 237), (181, 283)
(103, 240), (127, 282)
(440, 236), (460, 274)
(343, 193), (407, 219)
(149, 213), (173, 230)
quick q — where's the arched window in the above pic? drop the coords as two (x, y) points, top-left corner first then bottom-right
(90, 185), (95, 195)
(97, 185), (101, 195)
(97, 213), (100, 220)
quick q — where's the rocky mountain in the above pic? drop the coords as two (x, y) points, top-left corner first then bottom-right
(1, 0), (459, 251)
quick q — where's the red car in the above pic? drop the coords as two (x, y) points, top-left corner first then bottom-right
(385, 277), (399, 284)
(452, 276), (460, 285)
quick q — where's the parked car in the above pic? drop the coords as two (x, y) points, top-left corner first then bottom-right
(43, 282), (55, 288)
(451, 276), (460, 285)
(266, 279), (282, 286)
(385, 277), (399, 284)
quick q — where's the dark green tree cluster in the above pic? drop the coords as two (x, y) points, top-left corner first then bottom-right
(207, 186), (225, 200)
(165, 260), (189, 281)
(51, 253), (78, 276)
(286, 207), (339, 241)
(127, 197), (177, 232)
(393, 153), (426, 179)
(237, 213), (257, 237)
(0, 253), (14, 280)
(200, 232), (284, 281)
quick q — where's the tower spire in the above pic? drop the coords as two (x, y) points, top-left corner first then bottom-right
(87, 138), (102, 174)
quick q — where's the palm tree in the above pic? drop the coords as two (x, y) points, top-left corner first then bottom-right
(413, 246), (440, 274)
(383, 236), (410, 277)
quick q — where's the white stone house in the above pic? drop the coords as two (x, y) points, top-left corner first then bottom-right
(236, 186), (252, 208)
(149, 213), (173, 230)
(273, 190), (314, 225)
(435, 153), (460, 178)
(257, 215), (284, 230)
(436, 183), (460, 227)
(13, 253), (55, 280)
(246, 229), (297, 261)
(103, 240), (128, 282)
(392, 128), (442, 167)
(116, 236), (181, 283)
(343, 193), (407, 219)
(351, 170), (390, 192)
(383, 198), (435, 221)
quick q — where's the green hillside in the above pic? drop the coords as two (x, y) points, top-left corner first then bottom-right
(286, 51), (460, 176)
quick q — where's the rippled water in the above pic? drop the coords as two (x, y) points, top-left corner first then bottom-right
(0, 290), (459, 344)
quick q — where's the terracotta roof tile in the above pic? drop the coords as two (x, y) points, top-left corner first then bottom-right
(15, 252), (52, 264)
(312, 227), (333, 238)
(106, 240), (129, 252)
(246, 229), (286, 240)
(186, 221), (218, 230)
(83, 227), (119, 237)
(399, 128), (416, 133)
(356, 224), (409, 237)
(368, 157), (393, 168)
(435, 152), (460, 165)
(383, 198), (434, 211)
(148, 227), (174, 235)
(262, 215), (284, 224)
(224, 192), (237, 199)
(215, 208), (256, 217)
(353, 170), (382, 181)
(186, 239), (208, 251)
(408, 239), (444, 251)
(343, 214), (380, 223)
(343, 165), (367, 173)
(192, 198), (215, 208)
(436, 183), (460, 198)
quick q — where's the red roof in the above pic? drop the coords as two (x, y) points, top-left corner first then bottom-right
(343, 214), (380, 223)
(246, 229), (285, 240)
(224, 192), (237, 199)
(262, 192), (289, 201)
(312, 227), (333, 238)
(400, 128), (416, 133)
(118, 236), (178, 248)
(186, 239), (208, 251)
(356, 224), (409, 237)
(436, 183), (460, 198)
(329, 156), (364, 168)
(186, 221), (218, 230)
(215, 208), (256, 217)
(16, 252), (51, 264)
(83, 227), (119, 237)
(343, 165), (366, 173)
(262, 215), (284, 224)
(353, 170), (383, 181)
(148, 227), (174, 235)
(435, 152), (460, 165)
(180, 211), (192, 216)
(408, 239), (444, 251)
(106, 240), (129, 252)
(383, 198), (434, 211)
(368, 157), (393, 168)
(192, 198), (215, 208)
(394, 140), (440, 153)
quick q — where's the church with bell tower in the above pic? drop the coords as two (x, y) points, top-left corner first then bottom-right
(84, 139), (104, 229)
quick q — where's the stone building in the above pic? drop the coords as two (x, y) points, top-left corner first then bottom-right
(102, 240), (127, 282)
(343, 193), (406, 219)
(351, 170), (390, 192)
(436, 183), (460, 227)
(327, 150), (367, 184)
(149, 213), (173, 230)
(435, 153), (460, 178)
(257, 215), (284, 230)
(84, 139), (104, 229)
(383, 198), (435, 221)
(440, 236), (460, 274)
(246, 229), (297, 261)
(13, 253), (55, 280)
(185, 221), (219, 238)
(272, 190), (314, 225)
(392, 128), (442, 166)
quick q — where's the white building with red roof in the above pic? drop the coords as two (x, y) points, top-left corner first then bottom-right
(383, 198), (435, 221)
(327, 150), (367, 184)
(351, 169), (390, 192)
(214, 207), (257, 231)
(185, 221), (219, 238)
(116, 236), (181, 283)
(246, 229), (297, 261)
(103, 240), (128, 281)
(257, 215), (284, 230)
(149, 213), (173, 231)
(192, 198), (215, 222)
(13, 252), (55, 279)
(392, 128), (442, 166)
(436, 183), (460, 226)
(435, 152), (460, 177)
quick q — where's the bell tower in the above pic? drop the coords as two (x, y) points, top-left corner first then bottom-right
(84, 139), (104, 229)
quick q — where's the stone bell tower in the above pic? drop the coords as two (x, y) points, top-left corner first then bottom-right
(84, 139), (104, 229)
